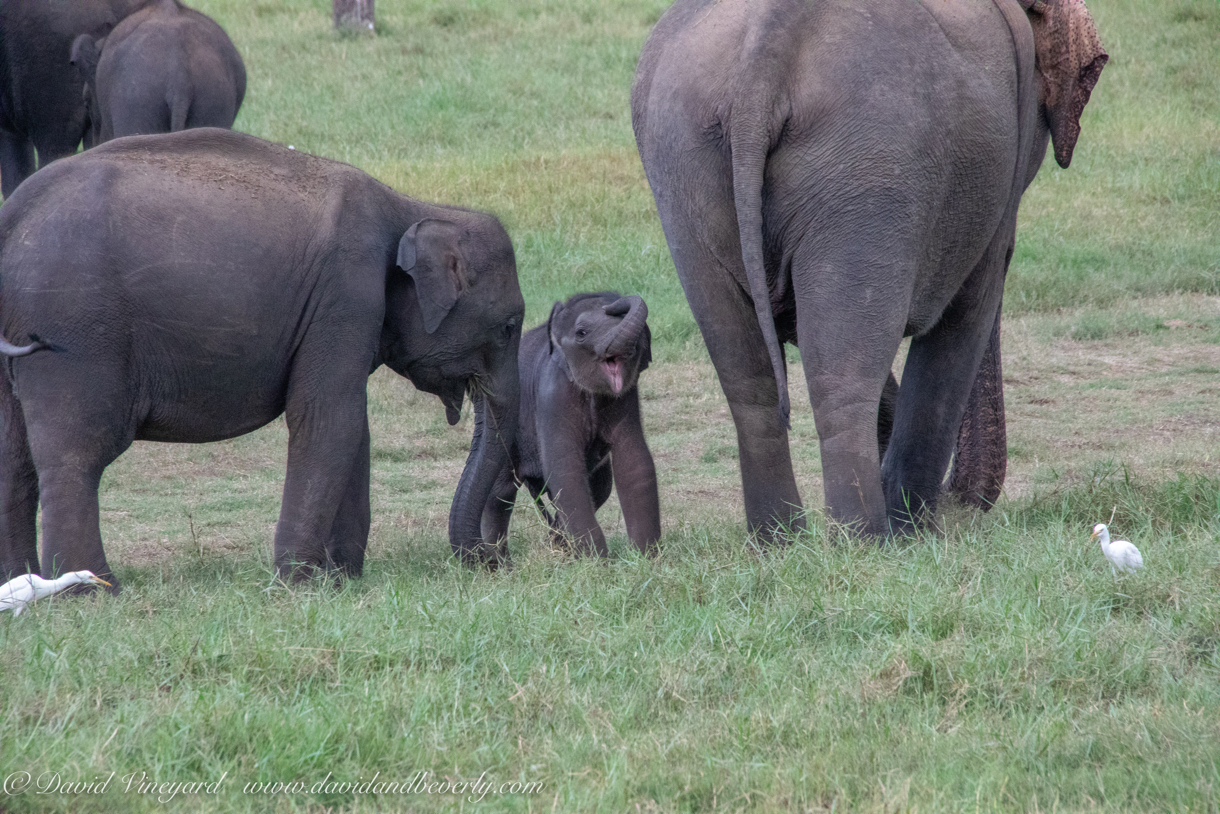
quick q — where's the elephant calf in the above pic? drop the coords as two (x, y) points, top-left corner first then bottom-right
(482, 292), (661, 559)
(70, 0), (245, 144)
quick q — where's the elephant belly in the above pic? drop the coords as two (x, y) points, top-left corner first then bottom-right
(136, 382), (287, 443)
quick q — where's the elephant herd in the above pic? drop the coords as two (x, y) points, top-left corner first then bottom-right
(0, 0), (1106, 595)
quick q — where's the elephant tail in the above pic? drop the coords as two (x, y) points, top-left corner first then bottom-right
(730, 101), (790, 428)
(169, 93), (190, 132)
(0, 333), (50, 357)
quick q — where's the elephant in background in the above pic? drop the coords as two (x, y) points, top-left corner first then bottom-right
(632, 0), (1106, 538)
(0, 0), (153, 198)
(70, 0), (245, 144)
(482, 292), (660, 559)
(0, 129), (524, 591)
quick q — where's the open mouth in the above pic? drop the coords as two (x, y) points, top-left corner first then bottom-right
(601, 358), (624, 394)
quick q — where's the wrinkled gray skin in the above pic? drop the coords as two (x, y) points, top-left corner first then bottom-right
(0, 129), (524, 592)
(70, 0), (245, 145)
(0, 0), (154, 198)
(632, 0), (1106, 538)
(481, 292), (661, 559)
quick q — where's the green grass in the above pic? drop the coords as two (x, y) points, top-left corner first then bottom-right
(2, 0), (1220, 811)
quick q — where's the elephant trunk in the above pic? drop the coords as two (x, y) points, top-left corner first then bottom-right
(447, 343), (520, 568)
(597, 295), (648, 359)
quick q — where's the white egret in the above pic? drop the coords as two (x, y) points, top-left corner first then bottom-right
(0, 571), (112, 616)
(1091, 523), (1143, 575)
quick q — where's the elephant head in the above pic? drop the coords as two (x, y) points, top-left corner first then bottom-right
(548, 293), (652, 397)
(1022, 0), (1108, 168)
(381, 217), (524, 567)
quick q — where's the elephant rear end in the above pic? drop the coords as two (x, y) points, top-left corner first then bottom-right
(86, 0), (246, 141)
(631, 0), (1106, 537)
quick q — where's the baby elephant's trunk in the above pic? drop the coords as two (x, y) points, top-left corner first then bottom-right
(596, 295), (648, 360)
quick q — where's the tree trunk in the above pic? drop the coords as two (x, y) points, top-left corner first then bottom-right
(333, 0), (373, 33)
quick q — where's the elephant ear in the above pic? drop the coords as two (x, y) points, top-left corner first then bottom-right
(396, 219), (468, 334)
(1024, 0), (1108, 169)
(70, 34), (104, 83)
(545, 300), (573, 378)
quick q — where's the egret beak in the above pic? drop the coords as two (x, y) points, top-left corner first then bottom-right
(89, 576), (113, 588)
(1090, 530), (1099, 540)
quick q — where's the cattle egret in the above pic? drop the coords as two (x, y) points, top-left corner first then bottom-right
(0, 571), (112, 616)
(1091, 523), (1143, 575)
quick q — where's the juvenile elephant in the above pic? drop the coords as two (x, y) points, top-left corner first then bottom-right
(0, 129), (524, 591)
(0, 0), (153, 197)
(481, 293), (661, 559)
(70, 0), (245, 144)
(632, 0), (1106, 538)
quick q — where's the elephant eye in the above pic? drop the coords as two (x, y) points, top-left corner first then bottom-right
(575, 328), (588, 340)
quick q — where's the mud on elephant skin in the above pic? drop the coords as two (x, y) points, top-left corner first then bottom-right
(481, 292), (661, 560)
(632, 0), (1106, 538)
(70, 0), (245, 145)
(0, 129), (525, 591)
(0, 0), (154, 198)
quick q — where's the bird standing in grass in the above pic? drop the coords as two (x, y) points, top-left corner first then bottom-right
(1092, 523), (1143, 575)
(0, 571), (112, 616)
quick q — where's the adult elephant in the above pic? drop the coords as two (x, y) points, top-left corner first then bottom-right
(0, 0), (153, 197)
(70, 0), (245, 145)
(0, 129), (524, 591)
(631, 0), (1106, 537)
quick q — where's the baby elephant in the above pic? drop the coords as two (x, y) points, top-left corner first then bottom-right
(70, 0), (245, 145)
(482, 292), (661, 559)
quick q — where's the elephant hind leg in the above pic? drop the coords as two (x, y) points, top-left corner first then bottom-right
(0, 363), (40, 579)
(882, 226), (1013, 531)
(16, 354), (132, 591)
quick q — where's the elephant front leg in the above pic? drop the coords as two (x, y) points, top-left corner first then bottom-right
(0, 367), (39, 579)
(540, 437), (608, 558)
(324, 414), (372, 578)
(276, 397), (369, 582)
(607, 408), (661, 555)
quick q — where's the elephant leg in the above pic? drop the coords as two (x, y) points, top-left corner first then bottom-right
(540, 440), (608, 557)
(647, 136), (803, 542)
(947, 306), (1007, 509)
(324, 414), (371, 578)
(16, 358), (131, 592)
(480, 466), (518, 560)
(589, 461), (613, 511)
(882, 224), (1013, 531)
(0, 363), (39, 579)
(792, 256), (907, 537)
(878, 371), (899, 461)
(607, 406), (661, 554)
(276, 352), (372, 581)
(0, 131), (36, 199)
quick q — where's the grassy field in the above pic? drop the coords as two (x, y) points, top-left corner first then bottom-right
(2, 0), (1219, 811)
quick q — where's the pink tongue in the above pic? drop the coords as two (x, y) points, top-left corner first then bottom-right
(602, 359), (624, 394)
